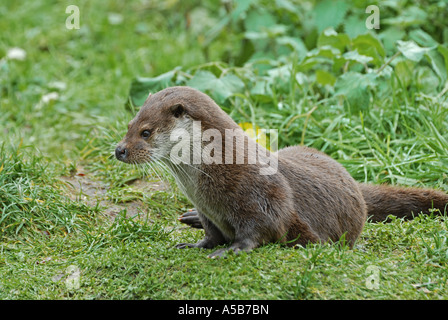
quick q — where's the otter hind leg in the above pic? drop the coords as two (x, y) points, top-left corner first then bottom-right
(208, 238), (258, 259)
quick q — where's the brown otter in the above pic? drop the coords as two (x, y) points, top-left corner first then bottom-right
(116, 86), (448, 258)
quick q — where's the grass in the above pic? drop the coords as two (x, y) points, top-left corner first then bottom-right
(2, 214), (448, 299)
(1, 0), (448, 300)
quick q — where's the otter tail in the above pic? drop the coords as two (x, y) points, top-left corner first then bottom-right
(358, 183), (448, 222)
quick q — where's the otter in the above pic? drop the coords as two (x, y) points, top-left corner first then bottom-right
(116, 86), (448, 258)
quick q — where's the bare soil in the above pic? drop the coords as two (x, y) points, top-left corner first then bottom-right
(59, 167), (168, 219)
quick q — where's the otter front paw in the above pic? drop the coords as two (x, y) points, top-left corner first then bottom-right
(178, 208), (203, 229)
(175, 238), (220, 250)
(175, 243), (197, 249)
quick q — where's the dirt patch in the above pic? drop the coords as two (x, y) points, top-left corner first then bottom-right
(59, 167), (169, 219)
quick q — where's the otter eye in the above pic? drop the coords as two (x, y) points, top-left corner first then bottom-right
(141, 130), (152, 139)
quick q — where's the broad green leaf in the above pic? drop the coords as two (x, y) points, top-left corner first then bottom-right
(250, 79), (273, 103)
(186, 71), (244, 104)
(313, 0), (349, 32)
(186, 70), (216, 91)
(397, 40), (431, 62)
(316, 70), (336, 86)
(276, 36), (308, 59)
(250, 79), (272, 98)
(128, 69), (178, 107)
(306, 45), (340, 59)
(300, 45), (339, 71)
(342, 15), (367, 39)
(409, 29), (438, 47)
(352, 34), (385, 67)
(334, 72), (376, 112)
(378, 27), (406, 55)
(343, 50), (374, 65)
(317, 28), (350, 53)
(220, 74), (245, 94)
(244, 8), (276, 32)
(425, 50), (447, 85)
(382, 6), (427, 27)
(299, 56), (332, 72)
(415, 66), (439, 94)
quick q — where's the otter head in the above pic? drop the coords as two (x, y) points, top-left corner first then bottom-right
(115, 88), (197, 165)
(116, 86), (236, 165)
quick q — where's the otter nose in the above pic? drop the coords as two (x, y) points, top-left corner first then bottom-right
(115, 145), (128, 161)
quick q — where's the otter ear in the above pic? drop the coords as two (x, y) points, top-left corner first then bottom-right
(143, 92), (152, 103)
(170, 104), (185, 118)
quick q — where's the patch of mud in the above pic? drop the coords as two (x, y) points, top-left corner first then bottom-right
(59, 167), (169, 220)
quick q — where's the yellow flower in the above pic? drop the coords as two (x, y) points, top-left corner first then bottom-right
(238, 122), (270, 150)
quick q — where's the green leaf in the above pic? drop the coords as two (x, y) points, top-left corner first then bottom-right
(317, 28), (350, 53)
(187, 70), (216, 90)
(186, 71), (244, 104)
(342, 15), (367, 39)
(313, 0), (349, 32)
(128, 69), (179, 107)
(316, 70), (336, 86)
(352, 34), (385, 67)
(415, 66), (439, 94)
(397, 40), (431, 62)
(425, 50), (447, 85)
(250, 79), (273, 102)
(221, 74), (245, 94)
(244, 8), (277, 32)
(306, 45), (341, 59)
(382, 6), (427, 27)
(276, 36), (308, 59)
(343, 50), (374, 65)
(378, 27), (406, 55)
(334, 72), (376, 112)
(409, 29), (438, 48)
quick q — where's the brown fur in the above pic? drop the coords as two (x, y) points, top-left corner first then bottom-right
(116, 86), (448, 257)
(359, 184), (448, 222)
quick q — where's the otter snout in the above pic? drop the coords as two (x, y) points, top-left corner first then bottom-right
(115, 145), (128, 162)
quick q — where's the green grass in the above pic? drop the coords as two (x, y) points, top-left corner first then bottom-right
(2, 214), (448, 299)
(1, 0), (448, 300)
